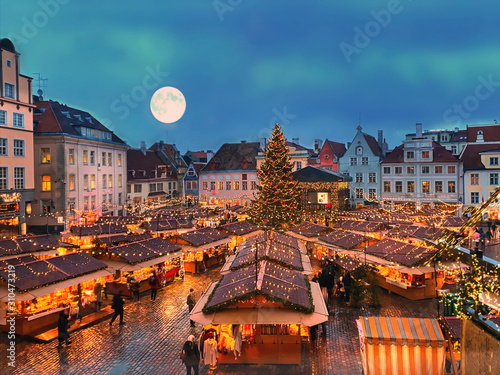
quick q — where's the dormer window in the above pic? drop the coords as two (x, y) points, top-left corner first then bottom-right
(356, 146), (363, 156)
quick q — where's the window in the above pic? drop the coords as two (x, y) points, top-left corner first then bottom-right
(210, 182), (215, 190)
(490, 173), (499, 185)
(13, 139), (24, 156)
(69, 149), (75, 164)
(217, 181), (223, 190)
(435, 181), (443, 193)
(90, 151), (95, 165)
(407, 181), (415, 193)
(490, 157), (499, 166)
(451, 146), (457, 154)
(361, 157), (368, 165)
(422, 151), (430, 158)
(0, 110), (6, 125)
(4, 83), (14, 99)
(41, 148), (51, 163)
(118, 154), (122, 167)
(395, 167), (402, 175)
(251, 181), (258, 190)
(102, 152), (106, 166)
(41, 175), (51, 191)
(295, 161), (302, 170)
(69, 174), (76, 191)
(448, 181), (456, 193)
(422, 181), (430, 193)
(118, 174), (123, 188)
(422, 166), (430, 174)
(186, 181), (192, 190)
(203, 181), (208, 190)
(83, 174), (89, 190)
(356, 146), (363, 156)
(350, 157), (357, 166)
(368, 173), (376, 183)
(14, 167), (24, 189)
(13, 113), (24, 127)
(108, 174), (112, 188)
(435, 166), (443, 174)
(356, 173), (363, 183)
(157, 183), (163, 191)
(0, 167), (6, 189)
(355, 188), (364, 199)
(0, 138), (7, 156)
(242, 173), (247, 180)
(407, 166), (415, 174)
(226, 181), (231, 190)
(234, 181), (240, 190)
(118, 193), (122, 205)
(383, 167), (390, 174)
(84, 196), (89, 211)
(102, 175), (107, 189)
(383, 181), (391, 193)
(471, 192), (479, 204)
(108, 153), (112, 166)
(6, 59), (12, 68)
(108, 194), (112, 204)
(83, 150), (88, 164)
(448, 166), (456, 174)
(91, 195), (96, 210)
(68, 198), (75, 214)
(406, 151), (414, 159)
(470, 173), (479, 185)
(242, 181), (248, 190)
(191, 181), (197, 190)
(134, 184), (142, 193)
(395, 181), (403, 193)
(90, 174), (96, 190)
(368, 189), (376, 200)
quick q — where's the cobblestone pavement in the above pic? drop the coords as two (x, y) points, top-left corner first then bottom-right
(1, 267), (437, 375)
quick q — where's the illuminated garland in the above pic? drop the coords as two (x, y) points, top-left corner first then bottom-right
(229, 255), (304, 272)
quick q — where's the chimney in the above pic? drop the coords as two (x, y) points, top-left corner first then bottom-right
(140, 141), (147, 156)
(259, 138), (267, 151)
(157, 140), (164, 151)
(477, 131), (484, 142)
(314, 139), (322, 153)
(416, 123), (423, 138)
(206, 150), (214, 162)
(377, 130), (383, 146)
(240, 140), (246, 143)
(292, 138), (299, 144)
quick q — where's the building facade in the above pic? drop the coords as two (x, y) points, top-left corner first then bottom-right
(0, 38), (35, 236)
(315, 139), (346, 172)
(30, 100), (129, 232)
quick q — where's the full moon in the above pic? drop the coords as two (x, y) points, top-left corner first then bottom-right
(150, 86), (186, 123)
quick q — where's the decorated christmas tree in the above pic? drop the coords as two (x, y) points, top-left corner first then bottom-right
(249, 123), (301, 230)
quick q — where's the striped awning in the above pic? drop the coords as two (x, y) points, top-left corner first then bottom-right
(358, 316), (445, 348)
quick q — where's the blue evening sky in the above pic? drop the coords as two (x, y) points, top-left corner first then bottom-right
(1, 1), (499, 152)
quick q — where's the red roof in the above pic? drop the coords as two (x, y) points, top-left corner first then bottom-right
(460, 143), (500, 169)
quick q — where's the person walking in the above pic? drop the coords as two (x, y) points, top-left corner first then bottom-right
(57, 309), (72, 348)
(181, 334), (200, 375)
(149, 271), (160, 301)
(186, 288), (197, 327)
(343, 271), (354, 304)
(131, 279), (140, 302)
(93, 282), (103, 311)
(109, 290), (125, 325)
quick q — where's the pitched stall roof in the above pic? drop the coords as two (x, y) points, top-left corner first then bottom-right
(97, 216), (139, 225)
(364, 238), (436, 267)
(0, 235), (60, 257)
(69, 223), (128, 236)
(168, 227), (229, 247)
(204, 261), (312, 313)
(147, 218), (194, 232)
(217, 221), (259, 236)
(292, 166), (350, 182)
(0, 252), (107, 292)
(108, 237), (181, 265)
(334, 220), (385, 232)
(318, 230), (367, 249)
(334, 254), (362, 272)
(289, 222), (332, 238)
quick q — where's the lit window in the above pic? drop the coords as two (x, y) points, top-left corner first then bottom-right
(90, 174), (96, 190)
(69, 149), (75, 164)
(422, 181), (430, 193)
(41, 148), (51, 163)
(69, 174), (76, 191)
(118, 154), (122, 167)
(422, 151), (430, 158)
(435, 181), (443, 193)
(383, 181), (391, 193)
(83, 150), (88, 164)
(118, 174), (123, 188)
(470, 173), (479, 185)
(434, 166), (443, 174)
(234, 181), (240, 190)
(448, 181), (456, 193)
(108, 153), (112, 166)
(448, 166), (456, 174)
(41, 175), (51, 191)
(407, 181), (415, 193)
(83, 174), (89, 190)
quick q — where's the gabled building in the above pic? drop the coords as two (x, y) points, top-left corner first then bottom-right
(338, 126), (387, 207)
(381, 123), (460, 211)
(199, 141), (260, 207)
(31, 100), (129, 232)
(149, 141), (188, 199)
(316, 139), (346, 172)
(256, 138), (315, 172)
(127, 142), (177, 213)
(0, 38), (35, 236)
(183, 162), (205, 206)
(405, 125), (467, 156)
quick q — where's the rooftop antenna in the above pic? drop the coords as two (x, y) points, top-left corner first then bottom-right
(33, 73), (48, 100)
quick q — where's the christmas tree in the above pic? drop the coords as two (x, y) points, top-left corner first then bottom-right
(249, 123), (301, 230)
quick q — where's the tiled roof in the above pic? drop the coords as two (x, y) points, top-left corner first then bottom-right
(0, 235), (60, 257)
(217, 221), (259, 236)
(460, 143), (500, 169)
(324, 139), (347, 157)
(202, 142), (260, 171)
(108, 237), (181, 264)
(362, 133), (383, 157)
(334, 220), (385, 232)
(467, 124), (500, 142)
(318, 229), (366, 249)
(170, 227), (228, 246)
(289, 222), (332, 237)
(383, 142), (458, 163)
(69, 224), (128, 236)
(127, 149), (174, 181)
(365, 238), (436, 267)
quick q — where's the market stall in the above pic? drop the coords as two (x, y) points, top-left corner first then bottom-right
(0, 234), (63, 260)
(357, 316), (446, 375)
(217, 220), (262, 249)
(0, 252), (112, 336)
(190, 248), (328, 365)
(98, 237), (182, 296)
(168, 227), (231, 273)
(314, 229), (370, 261)
(287, 222), (332, 255)
(62, 223), (129, 249)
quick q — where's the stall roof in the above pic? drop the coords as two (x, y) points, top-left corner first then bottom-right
(170, 227), (229, 247)
(97, 216), (139, 224)
(334, 220), (385, 232)
(242, 231), (300, 250)
(69, 223), (128, 236)
(365, 238), (436, 267)
(217, 220), (259, 236)
(288, 222), (332, 238)
(318, 230), (367, 249)
(147, 218), (194, 232)
(108, 237), (181, 265)
(191, 280), (328, 326)
(205, 261), (312, 312)
(0, 252), (108, 292)
(0, 234), (60, 257)
(358, 316), (445, 347)
(102, 250), (182, 271)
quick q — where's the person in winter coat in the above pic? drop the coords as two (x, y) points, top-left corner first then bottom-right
(149, 270), (160, 301)
(109, 290), (125, 325)
(181, 334), (200, 375)
(57, 309), (72, 348)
